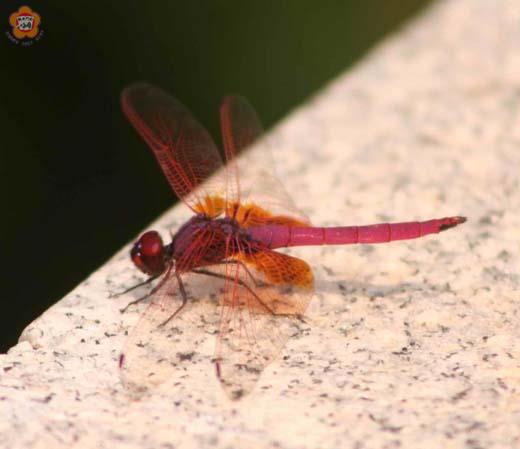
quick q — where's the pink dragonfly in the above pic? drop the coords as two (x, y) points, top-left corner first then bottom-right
(118, 83), (466, 399)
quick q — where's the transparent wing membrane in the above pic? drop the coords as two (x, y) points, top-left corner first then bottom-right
(121, 83), (228, 215)
(120, 85), (315, 399)
(215, 247), (314, 399)
(220, 95), (310, 224)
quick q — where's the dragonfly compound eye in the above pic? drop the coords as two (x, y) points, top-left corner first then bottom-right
(130, 230), (166, 276)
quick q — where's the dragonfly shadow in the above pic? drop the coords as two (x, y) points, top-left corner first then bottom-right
(314, 276), (457, 312)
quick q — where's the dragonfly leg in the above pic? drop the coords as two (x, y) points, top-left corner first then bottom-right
(120, 294), (150, 313)
(191, 265), (277, 315)
(200, 261), (308, 320)
(159, 271), (187, 327)
(109, 274), (160, 299)
(119, 264), (172, 313)
(202, 259), (260, 285)
(226, 259), (259, 287)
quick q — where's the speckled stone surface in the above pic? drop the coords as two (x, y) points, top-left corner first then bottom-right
(2, 0), (520, 447)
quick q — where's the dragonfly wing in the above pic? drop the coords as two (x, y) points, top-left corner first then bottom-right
(215, 248), (314, 399)
(120, 270), (220, 395)
(122, 83), (226, 216)
(220, 96), (309, 224)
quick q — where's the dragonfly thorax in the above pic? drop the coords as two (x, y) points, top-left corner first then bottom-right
(171, 214), (246, 270)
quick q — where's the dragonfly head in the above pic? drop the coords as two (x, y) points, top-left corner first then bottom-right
(131, 230), (167, 276)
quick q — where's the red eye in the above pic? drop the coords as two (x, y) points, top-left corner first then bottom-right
(131, 231), (166, 276)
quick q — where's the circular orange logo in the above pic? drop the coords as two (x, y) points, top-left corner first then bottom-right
(9, 6), (41, 40)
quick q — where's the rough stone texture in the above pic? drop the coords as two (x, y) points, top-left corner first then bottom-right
(2, 0), (520, 447)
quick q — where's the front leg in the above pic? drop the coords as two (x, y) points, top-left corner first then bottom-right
(109, 274), (160, 299)
(119, 264), (172, 313)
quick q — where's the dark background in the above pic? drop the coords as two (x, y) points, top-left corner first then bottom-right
(0, 0), (431, 352)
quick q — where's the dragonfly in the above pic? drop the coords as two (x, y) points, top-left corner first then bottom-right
(118, 83), (466, 400)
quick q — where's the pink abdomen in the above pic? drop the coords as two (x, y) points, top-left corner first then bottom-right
(248, 216), (466, 249)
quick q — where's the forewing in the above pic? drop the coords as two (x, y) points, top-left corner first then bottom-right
(122, 83), (225, 215)
(215, 248), (314, 399)
(220, 96), (309, 223)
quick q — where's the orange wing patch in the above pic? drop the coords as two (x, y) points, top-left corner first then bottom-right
(235, 250), (314, 315)
(194, 198), (308, 228)
(231, 203), (308, 228)
(242, 251), (314, 289)
(193, 194), (225, 218)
